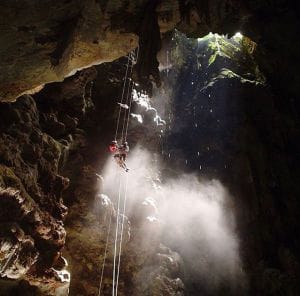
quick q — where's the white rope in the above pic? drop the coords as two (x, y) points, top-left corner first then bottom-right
(97, 51), (131, 292)
(112, 172), (123, 296)
(115, 173), (129, 296)
(124, 80), (135, 142)
(111, 47), (140, 295)
(97, 208), (113, 296)
(121, 53), (134, 142)
(115, 55), (131, 141)
(124, 46), (140, 141)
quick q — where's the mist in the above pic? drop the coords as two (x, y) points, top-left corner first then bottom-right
(98, 146), (246, 294)
(159, 175), (245, 294)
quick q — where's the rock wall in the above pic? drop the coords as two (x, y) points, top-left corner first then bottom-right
(0, 0), (142, 101)
(0, 55), (184, 295)
(59, 58), (184, 295)
(157, 31), (300, 295)
(0, 0), (179, 102)
(1, 0), (299, 114)
(0, 1), (299, 295)
(0, 67), (98, 294)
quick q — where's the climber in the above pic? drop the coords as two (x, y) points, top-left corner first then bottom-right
(116, 141), (129, 172)
(109, 140), (129, 172)
(119, 141), (129, 163)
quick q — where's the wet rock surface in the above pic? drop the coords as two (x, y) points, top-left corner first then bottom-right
(0, 219), (38, 280)
(0, 68), (98, 294)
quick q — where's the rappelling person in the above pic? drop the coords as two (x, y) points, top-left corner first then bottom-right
(119, 141), (129, 162)
(109, 140), (129, 172)
(114, 141), (129, 172)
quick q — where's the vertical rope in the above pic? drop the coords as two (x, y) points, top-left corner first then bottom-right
(124, 46), (140, 141)
(111, 46), (140, 295)
(97, 208), (113, 296)
(115, 173), (129, 295)
(112, 172), (123, 296)
(121, 53), (134, 142)
(115, 55), (130, 141)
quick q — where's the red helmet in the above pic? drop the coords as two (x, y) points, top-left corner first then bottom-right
(109, 141), (118, 153)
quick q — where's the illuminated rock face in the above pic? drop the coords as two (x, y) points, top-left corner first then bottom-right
(0, 0), (141, 102)
(2, 0), (298, 104)
(0, 0), (181, 102)
(0, 1), (299, 295)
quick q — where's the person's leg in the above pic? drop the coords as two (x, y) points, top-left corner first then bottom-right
(120, 154), (129, 171)
(114, 154), (122, 168)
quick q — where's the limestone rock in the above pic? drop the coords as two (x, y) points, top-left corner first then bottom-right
(0, 222), (38, 279)
(0, 66), (93, 293)
(0, 0), (142, 101)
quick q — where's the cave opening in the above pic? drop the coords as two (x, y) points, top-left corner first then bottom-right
(0, 1), (300, 295)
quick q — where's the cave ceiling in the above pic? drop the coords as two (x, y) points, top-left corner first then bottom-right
(1, 0), (298, 104)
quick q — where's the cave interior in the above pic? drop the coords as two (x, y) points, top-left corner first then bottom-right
(0, 1), (299, 296)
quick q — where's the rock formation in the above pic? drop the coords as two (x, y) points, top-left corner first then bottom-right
(0, 0), (299, 295)
(0, 66), (102, 293)
(1, 0), (299, 106)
